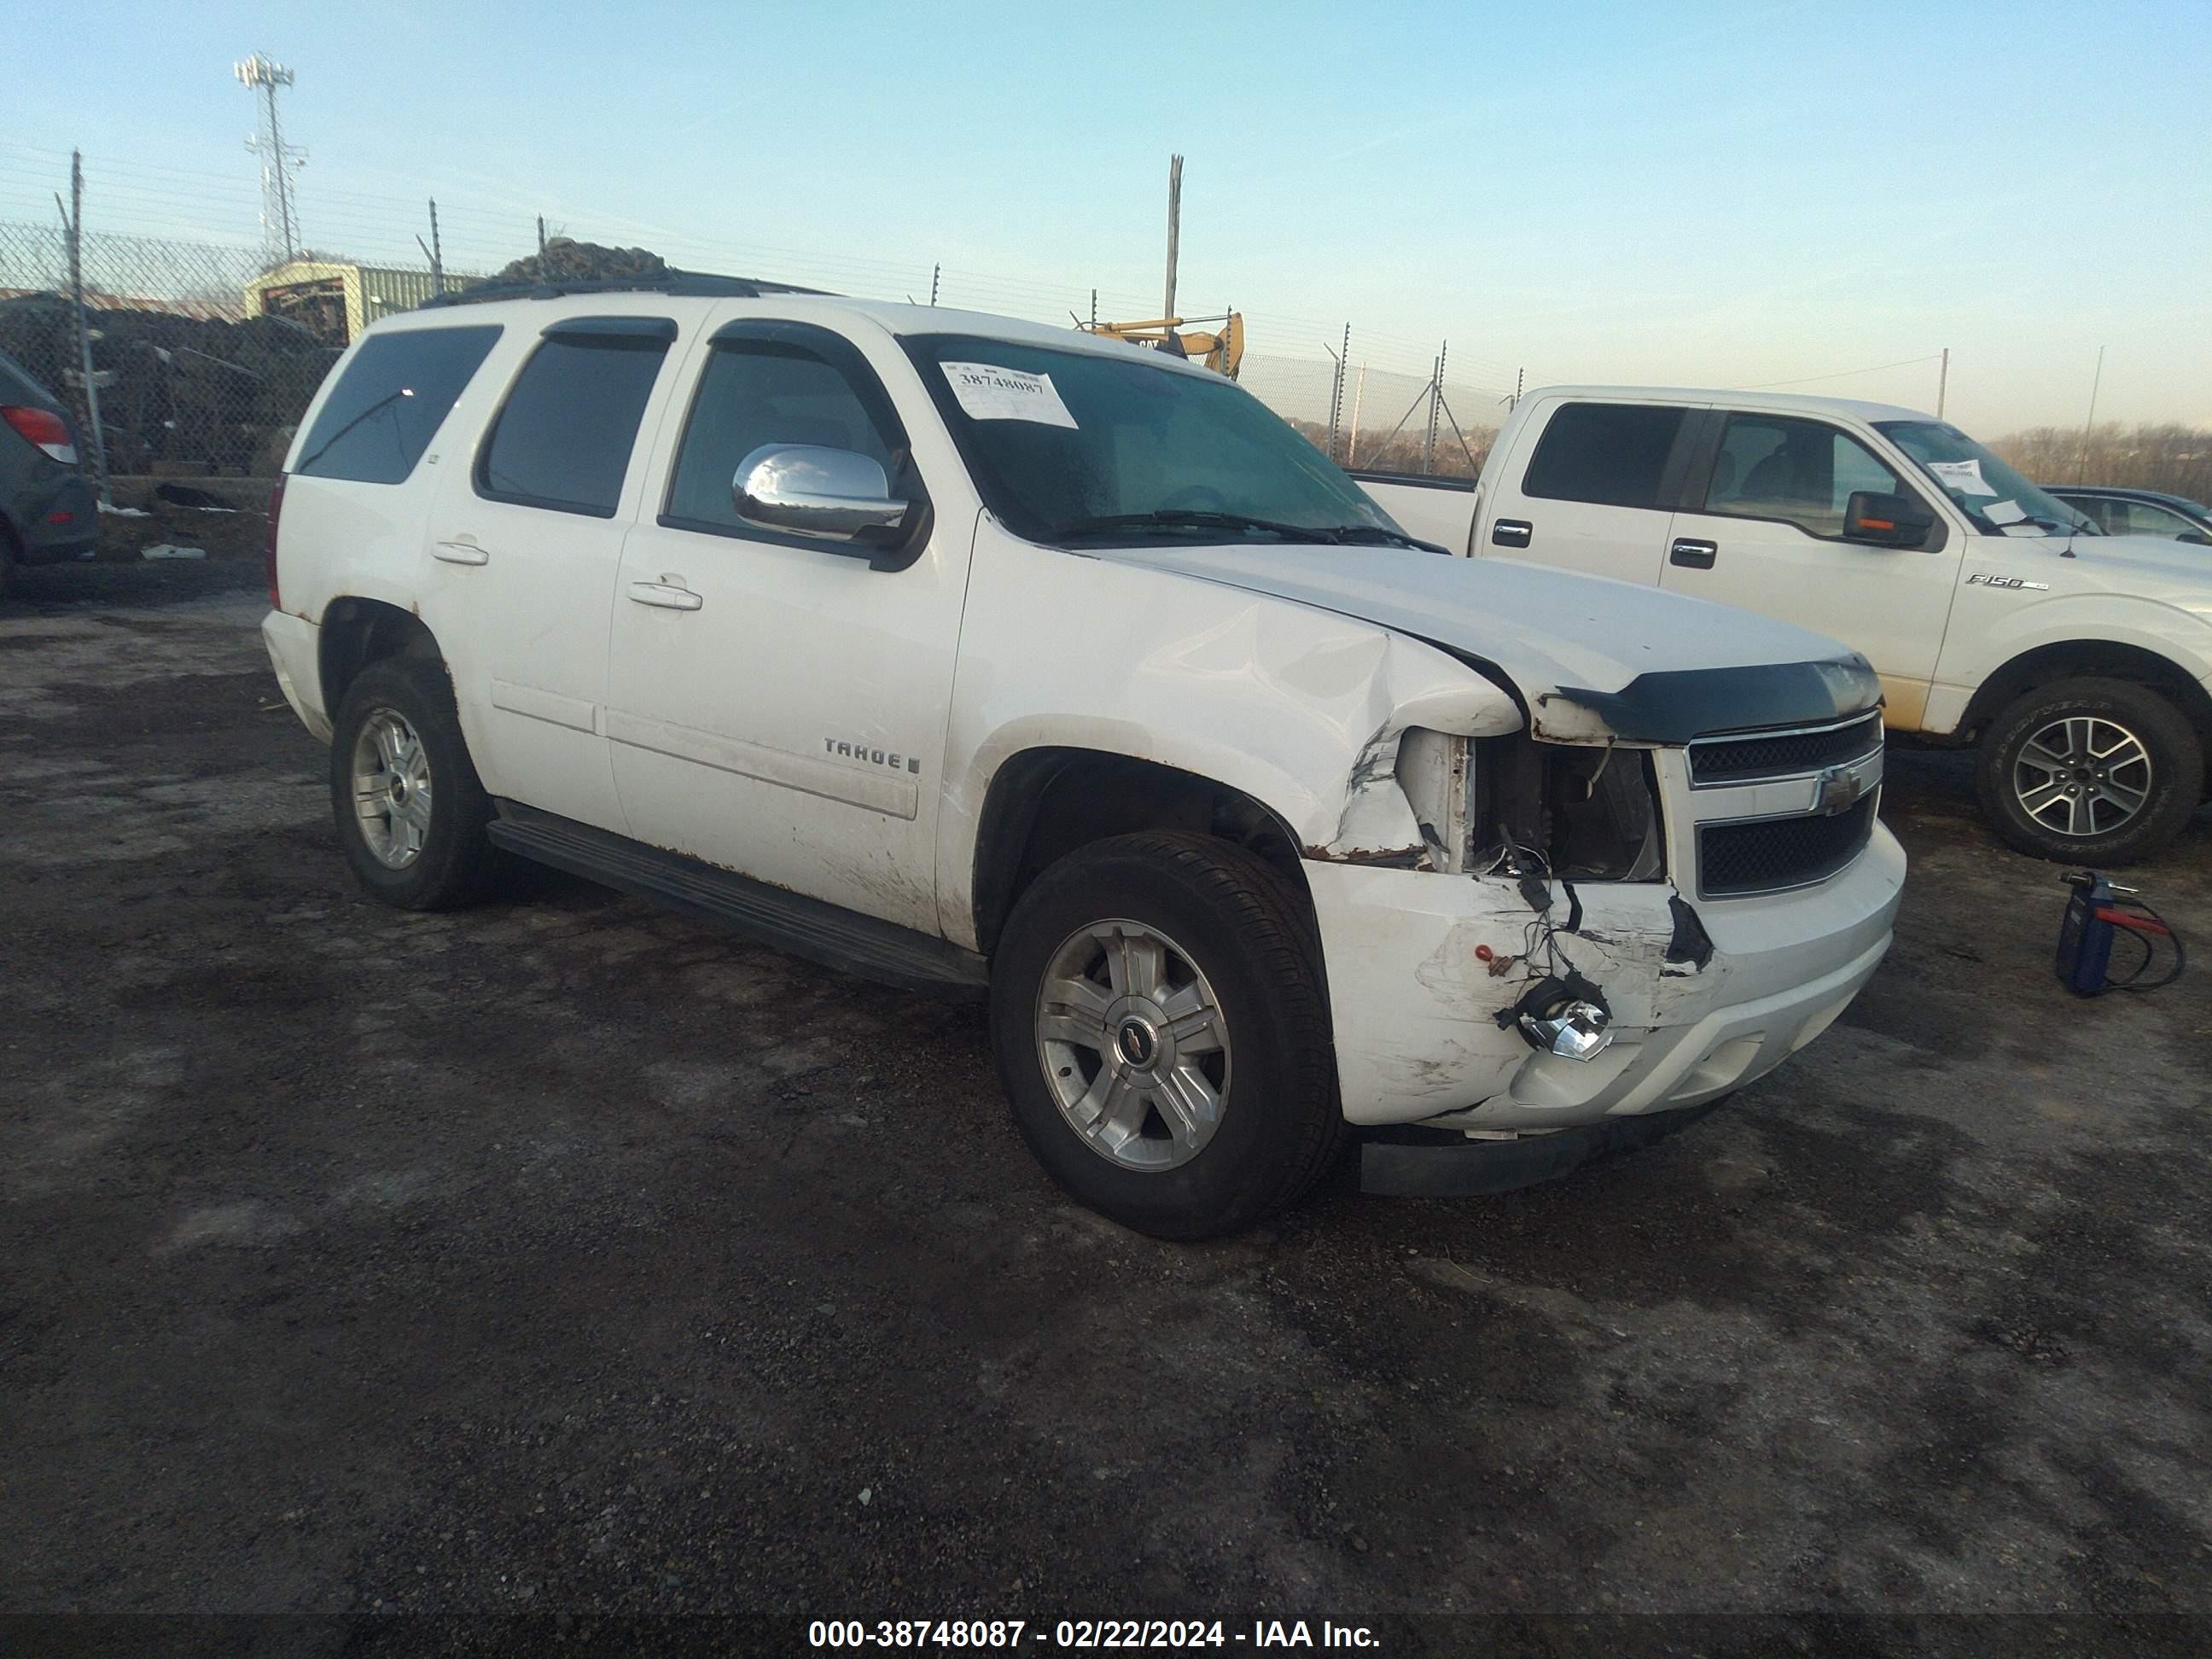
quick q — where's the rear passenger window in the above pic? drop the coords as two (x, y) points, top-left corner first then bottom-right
(293, 325), (500, 485)
(478, 326), (672, 517)
(663, 340), (900, 535)
(1521, 403), (1685, 509)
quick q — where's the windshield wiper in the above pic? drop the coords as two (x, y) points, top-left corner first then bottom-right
(1330, 523), (1449, 552)
(1047, 509), (1342, 544)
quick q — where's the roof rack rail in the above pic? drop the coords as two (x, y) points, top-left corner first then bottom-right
(421, 270), (834, 309)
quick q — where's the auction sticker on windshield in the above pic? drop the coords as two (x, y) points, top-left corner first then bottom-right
(1928, 458), (1992, 497)
(941, 362), (1079, 428)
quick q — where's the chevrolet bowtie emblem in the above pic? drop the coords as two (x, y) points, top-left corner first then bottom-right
(1813, 765), (1868, 816)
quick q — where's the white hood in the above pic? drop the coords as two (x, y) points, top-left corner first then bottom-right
(1095, 542), (1883, 743)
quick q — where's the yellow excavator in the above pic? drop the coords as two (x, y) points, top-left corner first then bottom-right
(1085, 311), (1245, 379)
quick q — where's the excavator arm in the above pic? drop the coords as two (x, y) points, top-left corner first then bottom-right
(1087, 312), (1245, 379)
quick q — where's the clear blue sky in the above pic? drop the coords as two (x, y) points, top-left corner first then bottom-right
(8, 0), (2209, 433)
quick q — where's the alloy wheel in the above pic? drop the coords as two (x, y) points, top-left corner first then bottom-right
(1034, 918), (1232, 1172)
(351, 707), (434, 870)
(2012, 715), (2152, 840)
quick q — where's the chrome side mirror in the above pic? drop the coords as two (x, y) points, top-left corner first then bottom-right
(733, 444), (908, 543)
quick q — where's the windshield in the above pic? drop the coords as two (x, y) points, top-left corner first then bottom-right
(1874, 420), (2099, 538)
(901, 333), (1404, 546)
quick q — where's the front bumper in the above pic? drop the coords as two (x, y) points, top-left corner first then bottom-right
(261, 608), (330, 742)
(1306, 823), (1906, 1132)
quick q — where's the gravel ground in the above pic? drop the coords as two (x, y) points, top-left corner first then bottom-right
(3, 562), (2209, 1644)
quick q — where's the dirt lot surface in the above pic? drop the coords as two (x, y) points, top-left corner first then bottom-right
(3, 562), (2209, 1646)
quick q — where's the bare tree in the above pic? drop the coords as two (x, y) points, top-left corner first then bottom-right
(1989, 422), (2212, 502)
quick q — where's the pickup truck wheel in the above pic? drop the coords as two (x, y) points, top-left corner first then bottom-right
(329, 656), (507, 910)
(1975, 677), (2203, 865)
(990, 832), (1343, 1241)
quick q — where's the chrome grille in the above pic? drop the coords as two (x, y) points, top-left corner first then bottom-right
(1689, 711), (1883, 785)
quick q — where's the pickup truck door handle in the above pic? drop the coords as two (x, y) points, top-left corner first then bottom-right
(627, 579), (703, 612)
(433, 540), (490, 566)
(1670, 538), (1717, 569)
(1492, 518), (1533, 550)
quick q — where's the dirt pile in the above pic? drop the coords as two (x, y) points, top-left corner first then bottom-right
(467, 238), (670, 292)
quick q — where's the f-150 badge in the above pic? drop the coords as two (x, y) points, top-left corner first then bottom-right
(1965, 573), (2050, 591)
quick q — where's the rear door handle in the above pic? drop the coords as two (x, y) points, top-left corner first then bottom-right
(434, 540), (489, 566)
(1670, 538), (1717, 569)
(1492, 518), (1533, 550)
(627, 579), (702, 612)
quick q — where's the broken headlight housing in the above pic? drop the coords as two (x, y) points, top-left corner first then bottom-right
(1396, 730), (1664, 881)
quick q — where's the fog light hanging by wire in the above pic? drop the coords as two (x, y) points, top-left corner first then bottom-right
(1497, 973), (1615, 1062)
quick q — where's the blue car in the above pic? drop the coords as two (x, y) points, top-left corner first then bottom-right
(1, 347), (100, 597)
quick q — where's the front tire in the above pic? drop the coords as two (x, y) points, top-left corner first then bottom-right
(989, 832), (1344, 1240)
(1975, 677), (2202, 865)
(329, 655), (508, 910)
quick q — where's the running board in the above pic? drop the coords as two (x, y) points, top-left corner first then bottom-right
(486, 804), (989, 1000)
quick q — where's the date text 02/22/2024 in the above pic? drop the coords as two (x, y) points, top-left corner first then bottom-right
(806, 1620), (1381, 1649)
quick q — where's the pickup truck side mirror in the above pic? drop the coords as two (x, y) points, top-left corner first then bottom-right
(2180, 530), (2210, 546)
(1842, 490), (1936, 549)
(735, 444), (910, 544)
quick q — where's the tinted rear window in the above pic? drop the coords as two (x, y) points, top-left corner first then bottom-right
(293, 325), (501, 485)
(477, 335), (670, 517)
(1522, 402), (1685, 509)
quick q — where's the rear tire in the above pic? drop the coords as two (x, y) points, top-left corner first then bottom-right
(329, 655), (509, 910)
(1975, 677), (2202, 865)
(989, 832), (1344, 1240)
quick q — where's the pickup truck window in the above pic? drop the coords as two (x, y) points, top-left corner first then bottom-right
(1522, 403), (1685, 509)
(1874, 420), (2097, 538)
(1703, 413), (1909, 539)
(294, 324), (501, 485)
(665, 340), (899, 535)
(477, 333), (672, 519)
(901, 333), (1394, 545)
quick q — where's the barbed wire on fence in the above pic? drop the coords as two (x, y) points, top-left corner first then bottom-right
(0, 147), (1517, 486)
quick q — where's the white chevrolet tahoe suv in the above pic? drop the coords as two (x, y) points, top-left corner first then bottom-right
(261, 279), (1905, 1237)
(1362, 389), (2212, 865)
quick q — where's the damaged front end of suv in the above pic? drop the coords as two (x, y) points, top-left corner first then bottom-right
(1299, 649), (1903, 1195)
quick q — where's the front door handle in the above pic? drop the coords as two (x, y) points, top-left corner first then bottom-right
(434, 540), (489, 566)
(1492, 518), (1533, 550)
(1670, 538), (1717, 569)
(627, 579), (702, 612)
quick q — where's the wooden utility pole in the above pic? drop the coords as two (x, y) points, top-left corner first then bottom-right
(1937, 347), (1948, 418)
(1162, 154), (1183, 324)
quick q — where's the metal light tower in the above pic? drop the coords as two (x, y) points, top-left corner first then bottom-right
(236, 53), (306, 263)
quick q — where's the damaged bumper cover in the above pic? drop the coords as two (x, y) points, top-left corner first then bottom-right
(1305, 824), (1905, 1140)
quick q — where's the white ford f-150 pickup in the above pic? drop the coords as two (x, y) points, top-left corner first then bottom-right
(262, 282), (1904, 1237)
(1361, 388), (2212, 865)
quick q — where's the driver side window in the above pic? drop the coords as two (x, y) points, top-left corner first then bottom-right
(1703, 413), (1910, 539)
(663, 341), (899, 534)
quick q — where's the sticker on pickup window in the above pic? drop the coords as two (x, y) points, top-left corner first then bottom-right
(1927, 458), (1993, 497)
(940, 362), (1079, 428)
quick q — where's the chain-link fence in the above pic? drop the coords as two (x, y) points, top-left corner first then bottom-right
(0, 218), (365, 479)
(2, 148), (1516, 492)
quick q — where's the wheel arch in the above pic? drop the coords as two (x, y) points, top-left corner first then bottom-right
(1961, 638), (2212, 762)
(319, 596), (442, 718)
(969, 747), (1314, 959)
